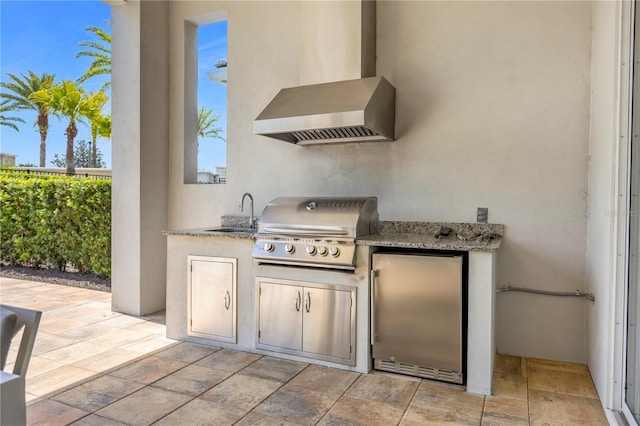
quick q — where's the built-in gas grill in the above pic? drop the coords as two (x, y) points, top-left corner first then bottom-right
(251, 197), (379, 270)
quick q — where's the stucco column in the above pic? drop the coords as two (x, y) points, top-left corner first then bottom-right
(467, 250), (498, 395)
(111, 0), (169, 316)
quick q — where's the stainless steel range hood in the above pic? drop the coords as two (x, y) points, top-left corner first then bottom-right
(254, 76), (395, 145)
(254, 1), (396, 146)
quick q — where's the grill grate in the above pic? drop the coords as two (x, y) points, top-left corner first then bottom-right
(292, 126), (378, 142)
(374, 359), (464, 384)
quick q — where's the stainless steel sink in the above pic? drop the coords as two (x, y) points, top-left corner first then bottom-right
(203, 227), (254, 233)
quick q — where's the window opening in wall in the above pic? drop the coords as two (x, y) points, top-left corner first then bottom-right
(197, 20), (227, 184)
(198, 20), (227, 183)
(184, 13), (227, 185)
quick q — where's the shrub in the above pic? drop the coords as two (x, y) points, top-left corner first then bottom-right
(0, 169), (111, 278)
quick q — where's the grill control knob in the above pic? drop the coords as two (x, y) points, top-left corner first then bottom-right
(306, 246), (317, 256)
(263, 242), (275, 253)
(284, 244), (295, 254)
(329, 247), (340, 257)
(317, 246), (328, 257)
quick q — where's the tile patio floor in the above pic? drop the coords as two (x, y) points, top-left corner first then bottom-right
(1, 276), (608, 425)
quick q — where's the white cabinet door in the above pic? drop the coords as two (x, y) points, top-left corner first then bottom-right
(303, 286), (352, 360)
(188, 256), (236, 343)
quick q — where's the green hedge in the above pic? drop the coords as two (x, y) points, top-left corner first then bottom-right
(0, 170), (111, 278)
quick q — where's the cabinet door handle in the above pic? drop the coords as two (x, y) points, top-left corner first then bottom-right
(371, 270), (378, 342)
(295, 291), (301, 311)
(305, 292), (311, 313)
(224, 291), (231, 310)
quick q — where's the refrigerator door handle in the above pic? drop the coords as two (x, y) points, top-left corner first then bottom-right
(370, 269), (379, 343)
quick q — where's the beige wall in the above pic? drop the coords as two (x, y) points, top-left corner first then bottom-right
(167, 1), (593, 363)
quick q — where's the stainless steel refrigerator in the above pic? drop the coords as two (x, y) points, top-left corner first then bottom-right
(371, 252), (464, 384)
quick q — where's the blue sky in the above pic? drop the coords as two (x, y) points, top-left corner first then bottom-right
(1, 1), (228, 171)
(197, 20), (228, 172)
(0, 0), (111, 167)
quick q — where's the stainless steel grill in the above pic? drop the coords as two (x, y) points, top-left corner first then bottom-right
(251, 197), (379, 270)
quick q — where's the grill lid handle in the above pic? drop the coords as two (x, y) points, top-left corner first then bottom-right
(262, 226), (349, 236)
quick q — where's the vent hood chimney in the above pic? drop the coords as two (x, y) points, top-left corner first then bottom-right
(254, 1), (396, 145)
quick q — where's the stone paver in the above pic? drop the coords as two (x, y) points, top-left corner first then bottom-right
(0, 277), (608, 425)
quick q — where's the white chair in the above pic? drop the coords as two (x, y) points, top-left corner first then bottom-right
(1, 304), (42, 426)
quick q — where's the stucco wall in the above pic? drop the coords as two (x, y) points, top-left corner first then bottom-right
(167, 1), (593, 363)
(112, 0), (169, 316)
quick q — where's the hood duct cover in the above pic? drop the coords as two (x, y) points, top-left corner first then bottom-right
(254, 76), (395, 145)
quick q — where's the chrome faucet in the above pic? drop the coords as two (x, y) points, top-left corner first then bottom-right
(241, 192), (255, 229)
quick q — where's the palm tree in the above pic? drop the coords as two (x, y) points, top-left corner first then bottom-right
(0, 71), (56, 166)
(29, 81), (95, 175)
(0, 99), (25, 132)
(91, 114), (111, 168)
(84, 91), (109, 167)
(96, 114), (111, 139)
(76, 24), (111, 88)
(197, 106), (224, 141)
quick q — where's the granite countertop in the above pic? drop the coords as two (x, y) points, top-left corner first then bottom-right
(163, 227), (255, 239)
(163, 216), (256, 239)
(358, 221), (503, 252)
(164, 217), (504, 252)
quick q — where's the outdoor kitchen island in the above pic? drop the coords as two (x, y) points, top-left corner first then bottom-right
(164, 219), (502, 396)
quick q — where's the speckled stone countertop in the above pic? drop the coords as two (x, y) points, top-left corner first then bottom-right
(162, 216), (255, 239)
(163, 227), (255, 239)
(358, 221), (504, 252)
(164, 217), (503, 252)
